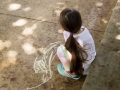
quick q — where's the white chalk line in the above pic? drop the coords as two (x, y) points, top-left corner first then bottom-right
(27, 41), (61, 90)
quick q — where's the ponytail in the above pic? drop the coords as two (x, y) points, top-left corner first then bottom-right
(65, 33), (86, 75)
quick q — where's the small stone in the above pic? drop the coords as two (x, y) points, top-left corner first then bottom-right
(10, 77), (17, 81)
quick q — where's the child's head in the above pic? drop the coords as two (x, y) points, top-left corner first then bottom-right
(59, 8), (82, 33)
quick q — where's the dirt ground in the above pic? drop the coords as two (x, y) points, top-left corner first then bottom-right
(0, 0), (117, 90)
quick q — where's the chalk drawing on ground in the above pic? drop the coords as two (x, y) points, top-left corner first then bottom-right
(27, 41), (61, 90)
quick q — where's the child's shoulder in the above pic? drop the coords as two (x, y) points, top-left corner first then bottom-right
(74, 26), (90, 37)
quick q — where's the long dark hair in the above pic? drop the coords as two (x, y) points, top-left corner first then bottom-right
(59, 8), (87, 75)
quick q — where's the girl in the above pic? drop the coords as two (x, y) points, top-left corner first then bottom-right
(57, 8), (96, 80)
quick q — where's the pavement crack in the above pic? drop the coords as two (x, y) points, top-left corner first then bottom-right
(0, 12), (57, 24)
(89, 29), (104, 32)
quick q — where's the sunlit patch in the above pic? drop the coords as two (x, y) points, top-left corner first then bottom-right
(0, 40), (12, 51)
(22, 24), (37, 36)
(4, 40), (12, 48)
(74, 6), (79, 9)
(7, 50), (18, 57)
(1, 61), (8, 67)
(7, 50), (18, 64)
(54, 10), (61, 16)
(0, 40), (4, 51)
(115, 6), (120, 10)
(57, 2), (64, 5)
(116, 35), (120, 40)
(116, 22), (120, 26)
(12, 19), (27, 27)
(95, 2), (103, 7)
(41, 18), (46, 21)
(23, 7), (31, 11)
(22, 43), (36, 55)
(102, 19), (108, 23)
(37, 17), (46, 22)
(0, 60), (10, 71)
(50, 5), (52, 7)
(58, 29), (63, 34)
(18, 35), (24, 40)
(8, 3), (21, 11)
(38, 48), (45, 54)
(118, 50), (120, 53)
(0, 50), (17, 71)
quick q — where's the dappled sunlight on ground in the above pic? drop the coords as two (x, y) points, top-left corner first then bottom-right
(102, 18), (108, 24)
(58, 29), (63, 34)
(116, 22), (120, 30)
(38, 47), (45, 54)
(54, 9), (62, 16)
(95, 2), (103, 7)
(118, 50), (120, 54)
(116, 22), (120, 26)
(115, 6), (120, 9)
(8, 2), (32, 12)
(36, 17), (46, 22)
(17, 35), (24, 40)
(56, 2), (65, 9)
(57, 2), (65, 5)
(4, 40), (12, 48)
(0, 40), (12, 51)
(0, 50), (18, 71)
(22, 23), (37, 36)
(115, 34), (120, 40)
(7, 50), (18, 64)
(22, 42), (36, 55)
(0, 60), (10, 71)
(8, 3), (21, 11)
(22, 7), (31, 12)
(12, 19), (28, 27)
(1, 0), (80, 23)
(0, 40), (5, 51)
(55, 2), (66, 16)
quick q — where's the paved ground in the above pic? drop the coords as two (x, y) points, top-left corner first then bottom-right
(0, 0), (117, 90)
(82, 0), (120, 90)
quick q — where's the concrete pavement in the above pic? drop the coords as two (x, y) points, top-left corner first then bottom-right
(82, 0), (120, 90)
(0, 0), (117, 90)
